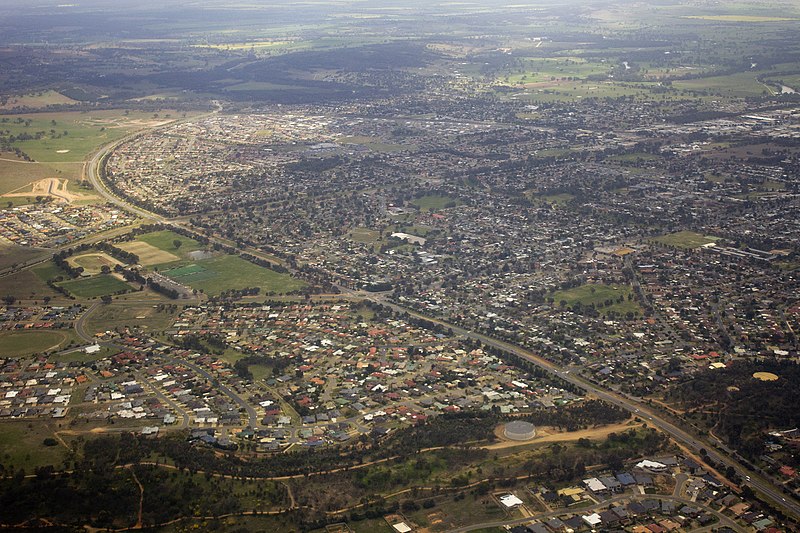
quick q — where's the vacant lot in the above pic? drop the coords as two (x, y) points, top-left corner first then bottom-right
(0, 269), (61, 301)
(654, 230), (720, 249)
(0, 421), (66, 470)
(162, 254), (306, 296)
(56, 275), (132, 298)
(85, 303), (178, 336)
(0, 243), (49, 270)
(0, 330), (71, 356)
(349, 227), (381, 243)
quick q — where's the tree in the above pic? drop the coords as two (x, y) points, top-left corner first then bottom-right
(173, 239), (182, 250)
(2, 295), (16, 305)
(100, 265), (111, 275)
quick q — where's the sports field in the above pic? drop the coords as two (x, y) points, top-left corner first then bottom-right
(56, 275), (132, 298)
(117, 240), (179, 266)
(162, 254), (306, 296)
(654, 230), (720, 249)
(135, 230), (203, 264)
(69, 253), (119, 275)
(0, 330), (71, 356)
(551, 283), (641, 316)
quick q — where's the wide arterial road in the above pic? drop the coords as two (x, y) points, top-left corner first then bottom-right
(370, 296), (800, 521)
(84, 121), (800, 521)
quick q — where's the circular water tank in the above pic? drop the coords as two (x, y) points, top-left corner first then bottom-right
(503, 420), (537, 441)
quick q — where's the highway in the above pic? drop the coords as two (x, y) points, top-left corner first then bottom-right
(79, 118), (800, 521)
(370, 297), (800, 521)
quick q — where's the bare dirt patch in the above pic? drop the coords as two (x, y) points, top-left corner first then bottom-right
(2, 177), (91, 203)
(487, 419), (636, 450)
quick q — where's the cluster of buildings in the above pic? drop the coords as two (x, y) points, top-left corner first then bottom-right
(500, 454), (783, 533)
(169, 301), (582, 449)
(0, 356), (85, 419)
(0, 203), (134, 248)
(0, 304), (84, 331)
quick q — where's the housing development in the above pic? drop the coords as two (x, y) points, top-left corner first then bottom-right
(0, 0), (799, 531)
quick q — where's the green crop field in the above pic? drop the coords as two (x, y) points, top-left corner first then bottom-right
(654, 230), (720, 249)
(161, 254), (306, 296)
(56, 275), (133, 298)
(551, 283), (641, 316)
(497, 57), (610, 86)
(0, 330), (71, 356)
(672, 71), (770, 97)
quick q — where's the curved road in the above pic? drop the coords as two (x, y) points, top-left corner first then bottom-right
(371, 297), (800, 521)
(75, 302), (259, 429)
(81, 113), (800, 521)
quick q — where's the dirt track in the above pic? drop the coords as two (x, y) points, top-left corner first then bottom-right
(487, 419), (638, 450)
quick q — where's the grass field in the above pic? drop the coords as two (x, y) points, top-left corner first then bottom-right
(32, 261), (66, 282)
(349, 227), (381, 243)
(411, 194), (461, 211)
(0, 269), (62, 302)
(69, 253), (119, 275)
(551, 283), (641, 316)
(161, 254), (306, 296)
(654, 230), (720, 249)
(117, 240), (180, 266)
(135, 230), (203, 264)
(683, 15), (798, 22)
(337, 135), (411, 153)
(0, 110), (179, 163)
(0, 330), (71, 356)
(529, 192), (575, 206)
(0, 421), (67, 470)
(497, 56), (610, 86)
(0, 90), (78, 110)
(56, 275), (132, 298)
(672, 71), (769, 97)
(83, 303), (177, 336)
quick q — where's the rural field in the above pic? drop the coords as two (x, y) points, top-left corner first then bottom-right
(1, 110), (181, 164)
